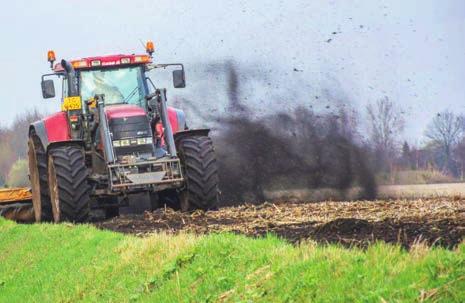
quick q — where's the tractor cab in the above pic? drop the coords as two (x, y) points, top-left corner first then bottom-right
(42, 46), (185, 109)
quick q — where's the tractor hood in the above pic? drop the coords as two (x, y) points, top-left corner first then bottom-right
(104, 104), (146, 121)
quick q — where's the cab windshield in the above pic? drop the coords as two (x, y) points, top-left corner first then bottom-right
(79, 66), (146, 106)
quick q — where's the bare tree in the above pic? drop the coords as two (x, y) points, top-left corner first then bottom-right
(0, 109), (44, 186)
(425, 110), (464, 173)
(9, 109), (43, 159)
(453, 138), (465, 180)
(366, 97), (405, 171)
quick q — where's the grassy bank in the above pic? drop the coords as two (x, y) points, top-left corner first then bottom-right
(0, 219), (463, 302)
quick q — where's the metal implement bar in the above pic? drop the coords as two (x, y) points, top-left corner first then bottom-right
(0, 188), (33, 223)
(108, 157), (183, 190)
(0, 188), (32, 204)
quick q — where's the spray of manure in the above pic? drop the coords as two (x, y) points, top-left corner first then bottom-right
(179, 61), (377, 205)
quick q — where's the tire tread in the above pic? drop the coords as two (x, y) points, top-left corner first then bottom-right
(49, 146), (90, 222)
(178, 136), (218, 210)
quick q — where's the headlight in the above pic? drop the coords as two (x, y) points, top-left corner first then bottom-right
(113, 137), (153, 147)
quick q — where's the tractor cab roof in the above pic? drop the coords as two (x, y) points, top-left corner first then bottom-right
(53, 54), (152, 73)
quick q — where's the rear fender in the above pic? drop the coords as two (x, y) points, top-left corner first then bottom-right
(29, 112), (71, 151)
(156, 107), (188, 147)
(167, 107), (187, 133)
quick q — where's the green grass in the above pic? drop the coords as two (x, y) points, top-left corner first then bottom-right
(0, 219), (463, 302)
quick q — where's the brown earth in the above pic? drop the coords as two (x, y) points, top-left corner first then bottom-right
(96, 198), (465, 249)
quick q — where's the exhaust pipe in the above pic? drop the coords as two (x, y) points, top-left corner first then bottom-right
(61, 60), (79, 97)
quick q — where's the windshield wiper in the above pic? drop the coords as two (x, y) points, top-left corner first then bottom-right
(123, 86), (140, 103)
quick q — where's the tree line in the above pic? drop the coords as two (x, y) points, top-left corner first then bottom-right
(366, 98), (465, 183)
(0, 109), (42, 187)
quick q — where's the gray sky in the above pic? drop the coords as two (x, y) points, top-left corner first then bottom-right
(1, 0), (464, 145)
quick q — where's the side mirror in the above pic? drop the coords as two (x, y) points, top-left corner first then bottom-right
(173, 70), (186, 88)
(41, 79), (55, 99)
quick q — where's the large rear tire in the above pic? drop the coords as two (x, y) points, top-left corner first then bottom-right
(28, 136), (53, 222)
(177, 136), (218, 211)
(48, 145), (91, 223)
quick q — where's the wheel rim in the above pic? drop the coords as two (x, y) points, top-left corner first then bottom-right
(28, 139), (42, 222)
(48, 157), (61, 222)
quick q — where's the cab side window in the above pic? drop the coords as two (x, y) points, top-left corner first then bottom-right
(62, 78), (68, 102)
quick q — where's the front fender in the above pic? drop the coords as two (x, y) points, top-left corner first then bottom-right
(29, 112), (71, 151)
(29, 122), (49, 151)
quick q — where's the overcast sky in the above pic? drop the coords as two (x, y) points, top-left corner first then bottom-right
(1, 0), (464, 145)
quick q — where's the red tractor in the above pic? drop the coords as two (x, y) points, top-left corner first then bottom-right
(29, 42), (218, 222)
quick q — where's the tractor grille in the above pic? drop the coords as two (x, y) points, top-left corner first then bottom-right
(109, 115), (154, 157)
(109, 115), (151, 139)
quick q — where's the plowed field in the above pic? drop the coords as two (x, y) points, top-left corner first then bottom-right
(97, 198), (465, 248)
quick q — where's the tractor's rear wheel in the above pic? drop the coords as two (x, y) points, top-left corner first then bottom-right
(48, 145), (91, 223)
(28, 136), (52, 222)
(177, 136), (218, 211)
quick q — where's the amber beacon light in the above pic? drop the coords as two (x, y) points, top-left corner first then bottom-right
(146, 41), (155, 56)
(47, 50), (56, 68)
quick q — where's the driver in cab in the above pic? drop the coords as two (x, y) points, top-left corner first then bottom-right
(82, 72), (124, 103)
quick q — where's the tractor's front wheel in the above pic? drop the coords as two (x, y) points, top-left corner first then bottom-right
(28, 135), (52, 222)
(48, 145), (91, 223)
(177, 136), (218, 211)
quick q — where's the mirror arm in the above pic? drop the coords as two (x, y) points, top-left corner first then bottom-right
(146, 63), (184, 72)
(41, 72), (63, 81)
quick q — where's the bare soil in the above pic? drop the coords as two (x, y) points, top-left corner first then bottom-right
(96, 198), (465, 249)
